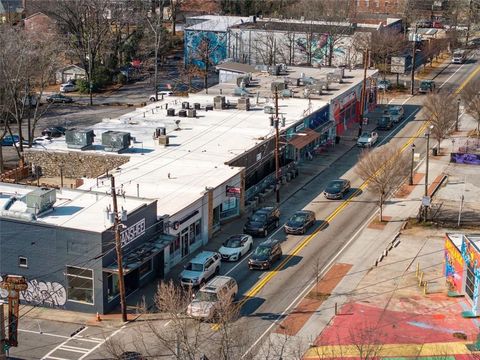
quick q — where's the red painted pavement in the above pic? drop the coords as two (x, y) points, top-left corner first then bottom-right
(316, 299), (479, 346)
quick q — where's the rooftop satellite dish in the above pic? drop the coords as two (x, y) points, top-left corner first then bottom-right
(175, 119), (181, 130)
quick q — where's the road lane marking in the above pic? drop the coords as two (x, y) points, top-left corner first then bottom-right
(18, 328), (70, 339)
(44, 356), (71, 360)
(78, 325), (126, 360)
(58, 345), (89, 354)
(41, 326), (89, 360)
(239, 61), (480, 352)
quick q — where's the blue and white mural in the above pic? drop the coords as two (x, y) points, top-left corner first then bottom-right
(184, 30), (228, 69)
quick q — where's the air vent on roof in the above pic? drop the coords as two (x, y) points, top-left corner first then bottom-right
(237, 97), (250, 111)
(214, 96), (226, 110)
(65, 129), (95, 150)
(271, 81), (286, 92)
(26, 188), (56, 215)
(102, 131), (131, 153)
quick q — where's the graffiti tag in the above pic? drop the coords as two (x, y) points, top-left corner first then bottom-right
(0, 276), (66, 307)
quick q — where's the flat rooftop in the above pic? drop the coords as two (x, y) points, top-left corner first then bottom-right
(22, 66), (377, 220)
(0, 183), (150, 233)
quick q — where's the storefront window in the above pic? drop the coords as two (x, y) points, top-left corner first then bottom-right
(195, 219), (201, 239)
(189, 223), (195, 245)
(220, 197), (239, 220)
(139, 259), (153, 279)
(66, 266), (94, 304)
(170, 235), (181, 256)
(107, 273), (119, 302)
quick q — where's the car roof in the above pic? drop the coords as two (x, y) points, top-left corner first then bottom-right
(259, 238), (279, 247)
(190, 251), (217, 264)
(294, 210), (313, 215)
(201, 276), (235, 292)
(256, 206), (276, 214)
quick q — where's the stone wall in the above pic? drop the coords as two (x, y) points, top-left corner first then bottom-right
(24, 150), (130, 179)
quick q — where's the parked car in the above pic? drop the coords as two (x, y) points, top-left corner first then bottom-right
(377, 80), (392, 91)
(186, 276), (238, 320)
(46, 93), (74, 104)
(377, 115), (394, 130)
(149, 91), (173, 102)
(243, 206), (280, 237)
(324, 179), (351, 200)
(248, 239), (282, 270)
(357, 131), (379, 147)
(419, 80), (436, 94)
(59, 82), (77, 93)
(218, 234), (253, 261)
(387, 105), (404, 124)
(284, 210), (316, 235)
(1, 135), (20, 146)
(179, 251), (221, 287)
(41, 126), (66, 138)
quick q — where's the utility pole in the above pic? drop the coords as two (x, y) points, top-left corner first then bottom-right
(111, 176), (128, 322)
(146, 10), (162, 102)
(423, 127), (432, 222)
(455, 98), (461, 132)
(26, 79), (32, 149)
(411, 24), (418, 96)
(410, 143), (415, 185)
(274, 90), (280, 204)
(465, 0), (473, 46)
(0, 275), (27, 349)
(358, 49), (369, 138)
(0, 301), (6, 360)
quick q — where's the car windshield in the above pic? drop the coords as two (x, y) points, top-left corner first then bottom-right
(195, 291), (217, 302)
(254, 245), (271, 258)
(327, 181), (343, 191)
(290, 213), (306, 223)
(360, 132), (370, 138)
(250, 213), (267, 222)
(224, 236), (243, 248)
(389, 109), (399, 115)
(185, 262), (203, 272)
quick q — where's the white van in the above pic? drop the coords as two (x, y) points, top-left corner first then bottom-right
(452, 49), (467, 64)
(186, 276), (238, 320)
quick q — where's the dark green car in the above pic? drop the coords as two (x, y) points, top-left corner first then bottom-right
(419, 80), (436, 94)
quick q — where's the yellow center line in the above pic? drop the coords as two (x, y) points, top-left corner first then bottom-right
(216, 64), (480, 328)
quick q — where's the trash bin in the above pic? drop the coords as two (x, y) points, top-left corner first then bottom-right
(335, 136), (341, 144)
(432, 147), (438, 156)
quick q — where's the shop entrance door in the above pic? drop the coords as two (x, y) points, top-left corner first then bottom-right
(124, 269), (139, 296)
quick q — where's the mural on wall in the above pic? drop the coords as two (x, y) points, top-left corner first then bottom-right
(295, 33), (329, 65)
(461, 236), (480, 311)
(444, 236), (464, 293)
(0, 275), (67, 307)
(331, 90), (358, 135)
(185, 30), (228, 69)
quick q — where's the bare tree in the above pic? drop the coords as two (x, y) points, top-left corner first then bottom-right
(251, 32), (277, 66)
(461, 78), (480, 135)
(423, 93), (457, 153)
(369, 29), (408, 80)
(356, 144), (410, 222)
(47, 0), (112, 105)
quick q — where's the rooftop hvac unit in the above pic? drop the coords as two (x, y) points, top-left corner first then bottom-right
(26, 188), (56, 215)
(236, 75), (251, 87)
(264, 105), (275, 114)
(187, 109), (197, 117)
(271, 81), (286, 92)
(214, 95), (226, 109)
(268, 65), (280, 76)
(182, 101), (190, 109)
(194, 103), (201, 110)
(154, 127), (166, 138)
(65, 129), (95, 150)
(167, 108), (175, 116)
(327, 72), (342, 84)
(334, 68), (345, 79)
(101, 131), (131, 153)
(237, 97), (250, 111)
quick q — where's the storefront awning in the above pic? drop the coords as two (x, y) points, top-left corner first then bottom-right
(103, 233), (176, 274)
(289, 128), (321, 150)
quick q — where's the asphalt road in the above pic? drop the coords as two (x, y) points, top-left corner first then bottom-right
(8, 52), (479, 359)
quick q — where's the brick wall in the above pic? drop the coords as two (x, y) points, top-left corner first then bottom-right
(24, 150), (130, 179)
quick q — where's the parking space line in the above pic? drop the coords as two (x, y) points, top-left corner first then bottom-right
(19, 328), (71, 339)
(44, 356), (71, 360)
(75, 336), (103, 344)
(59, 345), (89, 354)
(78, 326), (126, 360)
(41, 326), (89, 360)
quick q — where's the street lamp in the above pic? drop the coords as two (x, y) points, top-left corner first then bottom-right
(423, 125), (433, 221)
(455, 98), (461, 132)
(410, 143), (416, 185)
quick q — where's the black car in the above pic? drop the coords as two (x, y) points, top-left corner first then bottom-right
(41, 126), (67, 138)
(46, 93), (74, 104)
(284, 210), (316, 235)
(243, 207), (280, 237)
(324, 179), (351, 200)
(248, 239), (282, 270)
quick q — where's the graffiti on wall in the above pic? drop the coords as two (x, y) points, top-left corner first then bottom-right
(0, 275), (67, 307)
(444, 236), (464, 293)
(185, 30), (228, 69)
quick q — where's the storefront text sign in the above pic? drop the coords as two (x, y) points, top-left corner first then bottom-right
(226, 185), (241, 197)
(121, 218), (146, 247)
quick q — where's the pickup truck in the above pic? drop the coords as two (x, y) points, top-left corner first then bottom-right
(387, 105), (404, 124)
(419, 80), (436, 94)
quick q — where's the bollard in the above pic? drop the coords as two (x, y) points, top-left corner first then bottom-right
(96, 312), (102, 322)
(423, 282), (428, 295)
(416, 263), (420, 278)
(419, 272), (424, 287)
(334, 302), (337, 315)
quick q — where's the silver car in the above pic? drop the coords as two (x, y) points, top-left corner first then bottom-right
(357, 131), (378, 148)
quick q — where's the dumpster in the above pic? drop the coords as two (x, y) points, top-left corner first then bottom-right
(432, 147), (438, 156)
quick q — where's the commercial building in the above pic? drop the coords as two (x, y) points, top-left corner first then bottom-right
(0, 185), (171, 313)
(0, 64), (377, 313)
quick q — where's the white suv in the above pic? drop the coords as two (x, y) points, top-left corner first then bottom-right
(180, 251), (221, 287)
(186, 276), (238, 320)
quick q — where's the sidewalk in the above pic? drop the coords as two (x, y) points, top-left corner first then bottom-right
(258, 108), (480, 359)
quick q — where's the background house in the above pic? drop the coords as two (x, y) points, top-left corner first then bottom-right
(56, 64), (86, 84)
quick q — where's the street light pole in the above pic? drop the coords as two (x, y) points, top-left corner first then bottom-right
(411, 24), (418, 96)
(455, 98), (461, 132)
(274, 90), (280, 204)
(410, 143), (416, 185)
(111, 176), (128, 323)
(423, 127), (432, 221)
(358, 49), (369, 138)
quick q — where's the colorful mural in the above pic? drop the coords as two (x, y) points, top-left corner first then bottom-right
(184, 30), (228, 69)
(444, 236), (464, 293)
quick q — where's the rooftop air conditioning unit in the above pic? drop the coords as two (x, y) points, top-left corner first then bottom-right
(271, 81), (286, 92)
(65, 129), (95, 150)
(237, 97), (250, 111)
(26, 188), (56, 215)
(264, 105), (275, 114)
(214, 95), (226, 109)
(102, 131), (131, 153)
